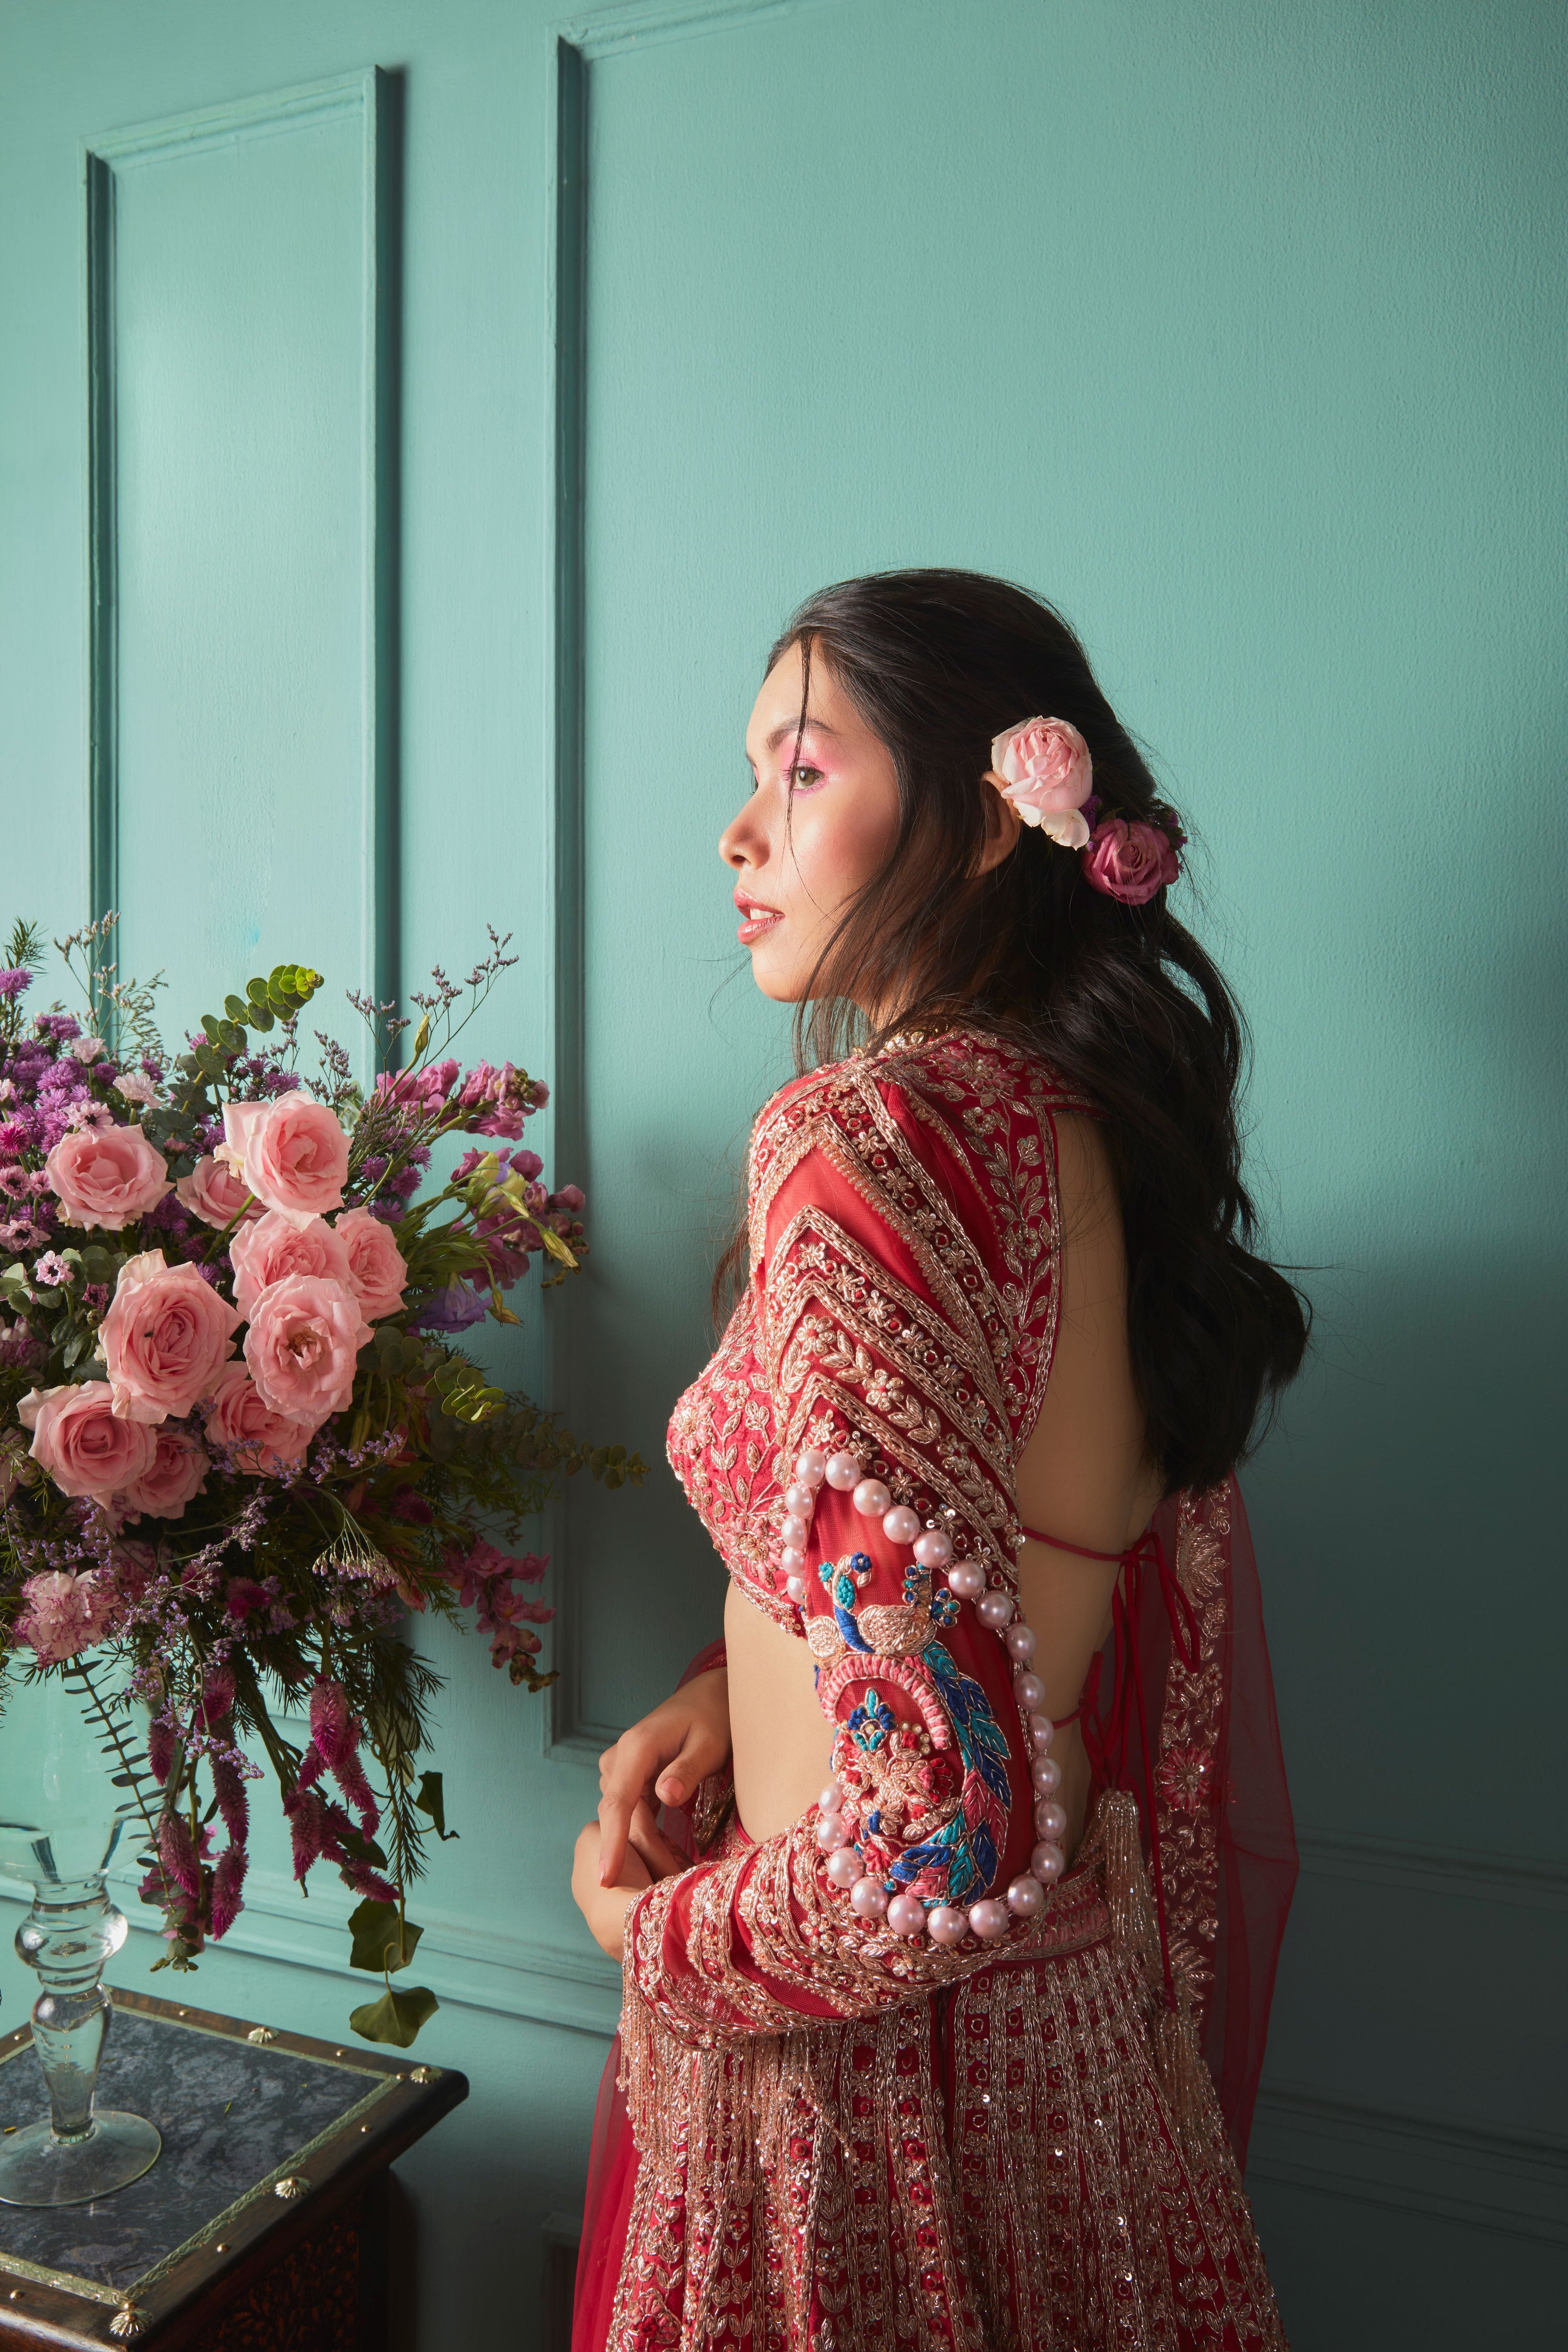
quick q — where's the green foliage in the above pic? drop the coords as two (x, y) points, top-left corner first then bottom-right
(414, 1771), (457, 1840)
(349, 1982), (440, 2048)
(348, 1897), (423, 1974)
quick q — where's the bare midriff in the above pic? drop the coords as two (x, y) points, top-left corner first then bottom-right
(726, 1114), (1164, 1862)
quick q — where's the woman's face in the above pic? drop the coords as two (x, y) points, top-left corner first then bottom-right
(720, 641), (902, 1006)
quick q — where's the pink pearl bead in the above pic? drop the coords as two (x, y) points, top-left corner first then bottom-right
(852, 1478), (892, 1518)
(780, 1546), (805, 1574)
(785, 1574), (806, 1604)
(795, 1449), (827, 1486)
(977, 1589), (1014, 1630)
(1034, 1799), (1067, 1841)
(849, 1876), (889, 1920)
(825, 1844), (861, 1888)
(967, 1897), (1010, 1941)
(815, 1814), (849, 1851)
(1031, 1841), (1066, 1883)
(1005, 1622), (1037, 1662)
(913, 1528), (953, 1569)
(882, 1503), (921, 1545)
(824, 1451), (862, 1491)
(926, 1905), (969, 1945)
(1032, 1756), (1062, 1796)
(1029, 1713), (1055, 1749)
(780, 1513), (809, 1548)
(886, 1893), (926, 1939)
(1014, 1670), (1046, 1713)
(819, 1781), (844, 1812)
(1006, 1874), (1045, 1917)
(783, 1484), (816, 1517)
(947, 1562), (986, 1600)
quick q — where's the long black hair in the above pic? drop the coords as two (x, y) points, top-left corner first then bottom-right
(723, 566), (1308, 1497)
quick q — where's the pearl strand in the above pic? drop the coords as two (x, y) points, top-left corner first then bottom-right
(781, 1444), (1068, 1944)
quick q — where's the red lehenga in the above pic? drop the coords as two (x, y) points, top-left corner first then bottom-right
(573, 1028), (1297, 2351)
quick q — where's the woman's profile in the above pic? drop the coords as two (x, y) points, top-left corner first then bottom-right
(569, 568), (1308, 2348)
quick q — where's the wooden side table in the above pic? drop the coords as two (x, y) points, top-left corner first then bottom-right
(0, 1989), (467, 2348)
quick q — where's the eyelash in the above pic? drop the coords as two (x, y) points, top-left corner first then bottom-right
(788, 765), (824, 793)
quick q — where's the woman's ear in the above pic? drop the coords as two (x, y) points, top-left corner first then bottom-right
(972, 775), (1023, 878)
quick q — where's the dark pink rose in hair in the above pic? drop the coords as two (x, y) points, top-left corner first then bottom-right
(1082, 818), (1181, 905)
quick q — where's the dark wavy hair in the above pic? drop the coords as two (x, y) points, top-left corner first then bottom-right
(721, 567), (1308, 1497)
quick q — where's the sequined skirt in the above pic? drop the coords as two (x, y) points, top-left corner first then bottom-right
(573, 1795), (1288, 2351)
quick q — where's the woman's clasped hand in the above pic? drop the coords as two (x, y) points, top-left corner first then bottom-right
(571, 1663), (731, 1960)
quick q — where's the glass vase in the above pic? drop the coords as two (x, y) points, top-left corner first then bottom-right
(0, 1658), (162, 2206)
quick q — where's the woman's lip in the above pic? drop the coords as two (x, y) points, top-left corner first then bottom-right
(737, 909), (782, 946)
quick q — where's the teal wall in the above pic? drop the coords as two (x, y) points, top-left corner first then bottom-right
(1, 1), (1563, 2342)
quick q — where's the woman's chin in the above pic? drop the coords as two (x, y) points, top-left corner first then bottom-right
(746, 946), (809, 1004)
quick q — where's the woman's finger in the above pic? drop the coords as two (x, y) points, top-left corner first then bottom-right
(627, 1798), (689, 1882)
(653, 1723), (727, 1805)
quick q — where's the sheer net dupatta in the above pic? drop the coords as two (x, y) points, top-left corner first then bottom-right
(571, 1638), (731, 2352)
(1091, 1478), (1298, 2170)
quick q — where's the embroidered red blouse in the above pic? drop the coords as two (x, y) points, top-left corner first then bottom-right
(627, 1027), (1104, 2039)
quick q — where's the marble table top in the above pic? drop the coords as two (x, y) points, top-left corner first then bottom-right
(0, 2004), (393, 2297)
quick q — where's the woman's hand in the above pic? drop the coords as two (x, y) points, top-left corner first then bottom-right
(596, 1665), (731, 1886)
(572, 1816), (668, 1962)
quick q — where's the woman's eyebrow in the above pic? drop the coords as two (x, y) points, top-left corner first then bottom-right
(764, 717), (840, 753)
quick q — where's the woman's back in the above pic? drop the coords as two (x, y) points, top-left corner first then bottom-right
(728, 1103), (1161, 1854)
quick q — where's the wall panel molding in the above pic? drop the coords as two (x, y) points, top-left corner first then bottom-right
(0, 1869), (622, 2042)
(1296, 1827), (1567, 1912)
(83, 67), (400, 1030)
(1249, 2082), (1568, 2244)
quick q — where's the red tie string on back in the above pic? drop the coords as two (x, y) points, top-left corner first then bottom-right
(1017, 1522), (1201, 2008)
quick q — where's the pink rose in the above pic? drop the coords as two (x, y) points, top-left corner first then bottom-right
(228, 1209), (352, 1321)
(218, 1093), (350, 1229)
(20, 1381), (158, 1501)
(243, 1274), (371, 1429)
(101, 1250), (243, 1423)
(120, 1425), (210, 1521)
(1081, 817), (1181, 905)
(333, 1207), (408, 1322)
(44, 1123), (171, 1230)
(987, 716), (1094, 849)
(203, 1362), (313, 1473)
(13, 1569), (119, 1664)
(175, 1154), (256, 1230)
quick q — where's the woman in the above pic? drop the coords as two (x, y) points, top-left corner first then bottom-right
(570, 569), (1307, 2350)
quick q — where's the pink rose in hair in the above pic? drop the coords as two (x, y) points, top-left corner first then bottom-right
(13, 1569), (119, 1664)
(101, 1249), (243, 1422)
(333, 1207), (408, 1322)
(203, 1362), (313, 1473)
(243, 1273), (371, 1429)
(175, 1152), (256, 1230)
(987, 716), (1094, 849)
(21, 1381), (158, 1501)
(228, 1208), (352, 1321)
(1081, 817), (1181, 905)
(218, 1094), (349, 1229)
(44, 1122), (171, 1230)
(120, 1424), (210, 1521)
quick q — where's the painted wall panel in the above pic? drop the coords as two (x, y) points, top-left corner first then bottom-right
(88, 75), (393, 1028)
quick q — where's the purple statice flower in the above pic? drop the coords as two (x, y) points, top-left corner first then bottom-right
(0, 969), (33, 999)
(35, 1013), (81, 1043)
(407, 1279), (489, 1334)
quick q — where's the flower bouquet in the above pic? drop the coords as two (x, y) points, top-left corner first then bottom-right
(0, 917), (641, 2047)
